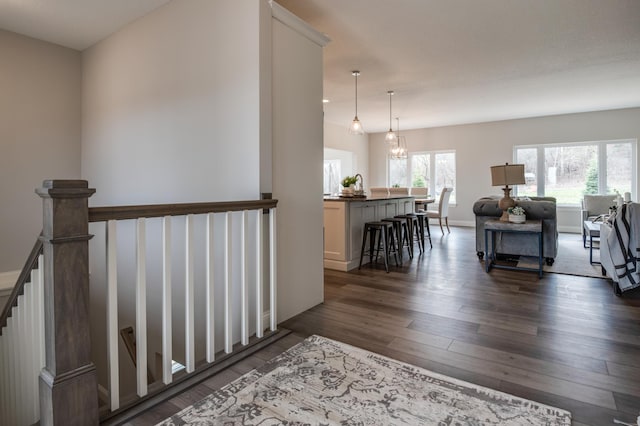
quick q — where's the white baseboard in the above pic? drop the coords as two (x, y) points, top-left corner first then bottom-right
(447, 220), (474, 228)
(558, 226), (581, 234)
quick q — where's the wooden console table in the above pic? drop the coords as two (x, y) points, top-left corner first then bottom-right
(484, 219), (543, 278)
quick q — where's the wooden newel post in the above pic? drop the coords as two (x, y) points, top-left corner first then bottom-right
(36, 180), (98, 426)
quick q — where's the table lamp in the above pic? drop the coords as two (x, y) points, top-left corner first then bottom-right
(491, 163), (525, 221)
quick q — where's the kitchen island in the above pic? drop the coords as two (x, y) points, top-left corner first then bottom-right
(323, 196), (415, 271)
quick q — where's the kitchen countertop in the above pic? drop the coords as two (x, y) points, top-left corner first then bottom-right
(324, 195), (414, 202)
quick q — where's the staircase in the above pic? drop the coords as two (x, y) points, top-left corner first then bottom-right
(0, 180), (279, 425)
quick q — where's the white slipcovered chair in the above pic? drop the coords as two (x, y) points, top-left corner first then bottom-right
(410, 187), (428, 197)
(370, 187), (389, 197)
(389, 187), (409, 196)
(426, 187), (453, 234)
(411, 187), (429, 212)
(581, 194), (617, 246)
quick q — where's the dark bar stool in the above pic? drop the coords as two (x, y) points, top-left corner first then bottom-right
(395, 214), (424, 256)
(414, 211), (432, 249)
(358, 221), (396, 272)
(382, 217), (411, 262)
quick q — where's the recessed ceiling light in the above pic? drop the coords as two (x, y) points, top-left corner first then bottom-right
(322, 99), (330, 103)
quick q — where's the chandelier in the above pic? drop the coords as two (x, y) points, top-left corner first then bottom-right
(390, 117), (407, 159)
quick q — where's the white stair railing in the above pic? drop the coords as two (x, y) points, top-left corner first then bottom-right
(0, 254), (45, 426)
(88, 199), (278, 417)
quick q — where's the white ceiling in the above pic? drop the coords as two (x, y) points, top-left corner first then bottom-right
(1, 0), (639, 132)
(0, 0), (170, 50)
(278, 0), (640, 132)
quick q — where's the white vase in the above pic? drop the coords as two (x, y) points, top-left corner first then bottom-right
(509, 214), (525, 224)
(341, 186), (354, 196)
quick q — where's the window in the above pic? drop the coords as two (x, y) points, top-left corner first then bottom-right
(388, 150), (456, 203)
(323, 159), (341, 195)
(388, 157), (407, 188)
(514, 139), (636, 205)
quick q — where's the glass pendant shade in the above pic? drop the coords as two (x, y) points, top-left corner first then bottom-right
(385, 90), (396, 144)
(385, 129), (397, 143)
(350, 116), (364, 135)
(348, 71), (364, 135)
(390, 117), (407, 159)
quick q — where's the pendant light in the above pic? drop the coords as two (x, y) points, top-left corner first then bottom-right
(349, 71), (364, 135)
(390, 117), (407, 159)
(385, 91), (397, 144)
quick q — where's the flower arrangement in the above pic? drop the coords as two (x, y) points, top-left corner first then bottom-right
(508, 206), (525, 216)
(341, 176), (358, 188)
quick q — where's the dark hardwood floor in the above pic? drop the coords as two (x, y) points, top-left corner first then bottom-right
(128, 226), (640, 426)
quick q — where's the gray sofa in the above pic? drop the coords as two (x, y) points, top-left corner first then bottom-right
(473, 196), (558, 265)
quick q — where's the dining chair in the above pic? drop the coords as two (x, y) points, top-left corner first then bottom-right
(389, 187), (409, 196)
(410, 187), (428, 197)
(411, 187), (429, 211)
(426, 187), (453, 234)
(370, 187), (389, 197)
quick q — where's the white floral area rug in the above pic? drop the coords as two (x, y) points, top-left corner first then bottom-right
(157, 335), (572, 426)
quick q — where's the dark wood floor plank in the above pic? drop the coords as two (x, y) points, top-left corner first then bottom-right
(448, 339), (640, 397)
(123, 400), (182, 426)
(475, 325), (609, 374)
(389, 336), (616, 409)
(607, 360), (640, 381)
(613, 391), (640, 415)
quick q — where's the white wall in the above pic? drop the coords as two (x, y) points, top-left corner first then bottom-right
(0, 30), (81, 272)
(81, 0), (261, 206)
(369, 107), (640, 231)
(324, 121), (369, 191)
(272, 15), (326, 321)
(81, 0), (264, 395)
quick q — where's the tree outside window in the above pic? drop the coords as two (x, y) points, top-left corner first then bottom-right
(514, 140), (636, 205)
(389, 150), (456, 203)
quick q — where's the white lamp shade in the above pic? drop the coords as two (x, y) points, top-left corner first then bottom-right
(491, 163), (525, 186)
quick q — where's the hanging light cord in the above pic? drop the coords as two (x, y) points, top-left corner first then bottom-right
(354, 72), (359, 118)
(388, 92), (393, 131)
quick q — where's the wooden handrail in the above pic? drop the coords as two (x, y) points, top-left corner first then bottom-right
(0, 233), (43, 335)
(89, 199), (278, 222)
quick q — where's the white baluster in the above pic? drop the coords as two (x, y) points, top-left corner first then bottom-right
(269, 208), (277, 331)
(241, 210), (249, 346)
(0, 326), (6, 424)
(27, 276), (37, 422)
(106, 220), (120, 409)
(206, 213), (215, 362)
(136, 218), (148, 397)
(162, 216), (172, 384)
(185, 214), (195, 373)
(224, 212), (232, 353)
(16, 293), (24, 425)
(255, 209), (263, 338)
(36, 255), (45, 394)
(35, 255), (45, 422)
(8, 317), (15, 425)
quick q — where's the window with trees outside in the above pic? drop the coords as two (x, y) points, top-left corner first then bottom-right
(514, 139), (636, 205)
(388, 150), (456, 203)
